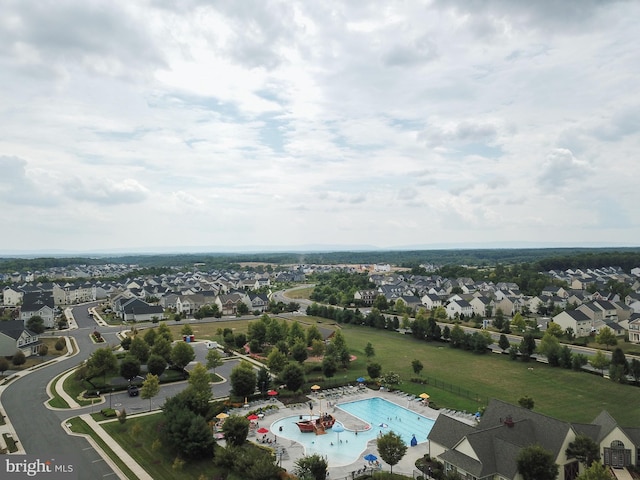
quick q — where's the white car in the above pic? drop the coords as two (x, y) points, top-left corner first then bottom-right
(205, 341), (219, 349)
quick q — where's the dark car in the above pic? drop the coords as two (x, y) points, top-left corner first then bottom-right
(127, 385), (139, 397)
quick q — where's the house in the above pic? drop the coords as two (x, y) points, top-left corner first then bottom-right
(20, 292), (56, 329)
(552, 310), (593, 338)
(0, 320), (41, 357)
(248, 292), (269, 312)
(446, 299), (473, 319)
(628, 314), (640, 343)
(354, 290), (379, 306)
(469, 296), (494, 317)
(428, 398), (640, 480)
(421, 293), (443, 311)
(2, 286), (25, 306)
(215, 293), (248, 316)
(119, 298), (165, 322)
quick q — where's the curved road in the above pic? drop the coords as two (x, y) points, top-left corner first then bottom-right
(1, 304), (237, 480)
(2, 303), (119, 479)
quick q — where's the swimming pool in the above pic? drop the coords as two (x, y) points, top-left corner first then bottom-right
(268, 397), (435, 467)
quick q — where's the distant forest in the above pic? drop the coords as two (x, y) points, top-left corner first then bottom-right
(2, 247), (640, 274)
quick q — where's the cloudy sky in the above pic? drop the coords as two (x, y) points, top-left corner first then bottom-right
(1, 0), (639, 254)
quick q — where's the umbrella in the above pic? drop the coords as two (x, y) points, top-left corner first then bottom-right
(419, 393), (430, 399)
(364, 453), (378, 462)
(257, 427), (269, 434)
(333, 423), (344, 442)
(356, 377), (365, 383)
(216, 412), (229, 419)
(311, 384), (321, 391)
(247, 414), (259, 421)
(267, 389), (278, 396)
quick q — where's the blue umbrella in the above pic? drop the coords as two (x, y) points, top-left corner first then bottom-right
(333, 423), (345, 442)
(364, 453), (377, 462)
(357, 377), (365, 383)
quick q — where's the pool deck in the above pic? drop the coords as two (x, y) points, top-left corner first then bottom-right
(230, 387), (478, 478)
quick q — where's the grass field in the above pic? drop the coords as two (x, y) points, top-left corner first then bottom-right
(153, 317), (640, 425)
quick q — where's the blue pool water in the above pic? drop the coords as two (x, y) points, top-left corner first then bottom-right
(268, 397), (435, 467)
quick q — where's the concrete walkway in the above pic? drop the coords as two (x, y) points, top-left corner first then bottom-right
(66, 414), (152, 480)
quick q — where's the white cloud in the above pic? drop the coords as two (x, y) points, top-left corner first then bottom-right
(1, 0), (639, 252)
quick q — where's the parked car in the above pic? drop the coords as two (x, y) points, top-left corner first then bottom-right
(127, 385), (139, 397)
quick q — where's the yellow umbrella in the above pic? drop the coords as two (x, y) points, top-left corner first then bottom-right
(311, 385), (321, 391)
(216, 412), (229, 419)
(419, 393), (430, 399)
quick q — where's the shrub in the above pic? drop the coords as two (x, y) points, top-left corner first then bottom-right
(55, 338), (65, 351)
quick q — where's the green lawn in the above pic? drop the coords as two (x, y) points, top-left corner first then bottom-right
(338, 324), (640, 425)
(145, 317), (640, 425)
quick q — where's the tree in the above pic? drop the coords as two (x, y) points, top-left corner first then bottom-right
(322, 355), (338, 378)
(181, 324), (193, 336)
(566, 434), (600, 468)
(595, 328), (617, 350)
(236, 302), (249, 316)
(377, 431), (407, 474)
(306, 324), (323, 346)
(590, 350), (610, 375)
(267, 348), (288, 373)
(230, 361), (257, 398)
(118, 407), (127, 425)
(140, 373), (160, 411)
(498, 334), (510, 352)
(449, 324), (465, 348)
(155, 322), (173, 343)
(519, 333), (536, 362)
(367, 362), (382, 379)
(310, 339), (324, 358)
(546, 322), (563, 337)
(161, 398), (214, 459)
(27, 315), (46, 334)
(129, 336), (150, 363)
(143, 328), (157, 347)
(518, 396), (534, 410)
(150, 337), (172, 362)
(147, 354), (167, 377)
(206, 349), (223, 376)
(411, 359), (424, 376)
(538, 332), (561, 365)
(294, 454), (328, 480)
(280, 362), (305, 392)
(222, 415), (250, 447)
(630, 358), (640, 384)
(291, 341), (309, 364)
(87, 347), (117, 384)
(516, 444), (559, 480)
(55, 338), (66, 351)
(186, 363), (213, 415)
(170, 342), (195, 374)
(120, 337), (132, 351)
(609, 347), (628, 375)
(120, 355), (141, 382)
(256, 367), (271, 395)
(0, 357), (9, 375)
(364, 342), (375, 359)
(576, 461), (614, 480)
(511, 312), (526, 333)
(493, 309), (505, 330)
(39, 344), (48, 356)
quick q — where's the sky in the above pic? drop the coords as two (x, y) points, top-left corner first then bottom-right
(1, 0), (639, 254)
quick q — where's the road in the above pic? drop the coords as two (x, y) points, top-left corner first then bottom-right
(1, 302), (236, 480)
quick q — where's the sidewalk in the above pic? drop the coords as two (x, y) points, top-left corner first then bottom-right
(66, 414), (152, 480)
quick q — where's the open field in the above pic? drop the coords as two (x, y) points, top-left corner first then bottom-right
(154, 316), (640, 425)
